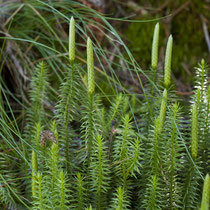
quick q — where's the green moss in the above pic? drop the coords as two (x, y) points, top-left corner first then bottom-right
(125, 19), (164, 70)
(124, 0), (210, 84)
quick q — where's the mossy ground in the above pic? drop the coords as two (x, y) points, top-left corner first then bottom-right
(124, 0), (210, 88)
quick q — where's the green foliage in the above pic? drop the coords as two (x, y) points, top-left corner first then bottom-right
(143, 175), (162, 210)
(158, 89), (168, 130)
(55, 61), (81, 172)
(69, 16), (75, 63)
(151, 23), (159, 70)
(23, 61), (49, 156)
(87, 38), (95, 95)
(113, 114), (141, 187)
(125, 0), (209, 83)
(74, 173), (86, 210)
(191, 102), (198, 160)
(200, 174), (210, 210)
(0, 154), (21, 209)
(27, 61), (49, 126)
(32, 150), (38, 198)
(106, 93), (123, 135)
(0, 4), (209, 210)
(165, 103), (185, 209)
(193, 60), (210, 174)
(89, 134), (110, 209)
(164, 35), (173, 88)
(111, 187), (129, 210)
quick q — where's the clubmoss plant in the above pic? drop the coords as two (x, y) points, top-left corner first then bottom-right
(164, 35), (173, 88)
(142, 117), (163, 209)
(113, 114), (141, 189)
(182, 63), (208, 209)
(193, 60), (209, 174)
(191, 102), (198, 160)
(34, 172), (44, 210)
(31, 150), (38, 198)
(164, 103), (185, 209)
(69, 16), (75, 63)
(87, 37), (95, 95)
(111, 187), (129, 210)
(143, 175), (162, 210)
(207, 86), (210, 173)
(0, 13), (209, 210)
(75, 173), (86, 210)
(106, 93), (123, 134)
(151, 22), (159, 70)
(158, 88), (168, 131)
(58, 170), (70, 210)
(81, 37), (99, 166)
(150, 22), (160, 101)
(55, 16), (80, 173)
(89, 134), (110, 209)
(200, 174), (210, 210)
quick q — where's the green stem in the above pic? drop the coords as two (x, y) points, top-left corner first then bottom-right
(87, 93), (94, 166)
(169, 123), (176, 209)
(64, 64), (74, 173)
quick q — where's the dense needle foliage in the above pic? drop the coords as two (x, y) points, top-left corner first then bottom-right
(0, 2), (209, 209)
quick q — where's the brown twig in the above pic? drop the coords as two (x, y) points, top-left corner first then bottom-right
(152, 0), (171, 14)
(165, 1), (190, 23)
(109, 158), (131, 168)
(3, 3), (24, 27)
(171, 1), (190, 17)
(176, 91), (193, 96)
(126, 1), (148, 15)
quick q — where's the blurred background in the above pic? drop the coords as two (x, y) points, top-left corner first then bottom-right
(87, 0), (210, 90)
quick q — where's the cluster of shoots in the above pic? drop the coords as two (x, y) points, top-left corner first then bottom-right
(29, 17), (209, 210)
(151, 22), (172, 131)
(0, 15), (207, 209)
(31, 16), (96, 204)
